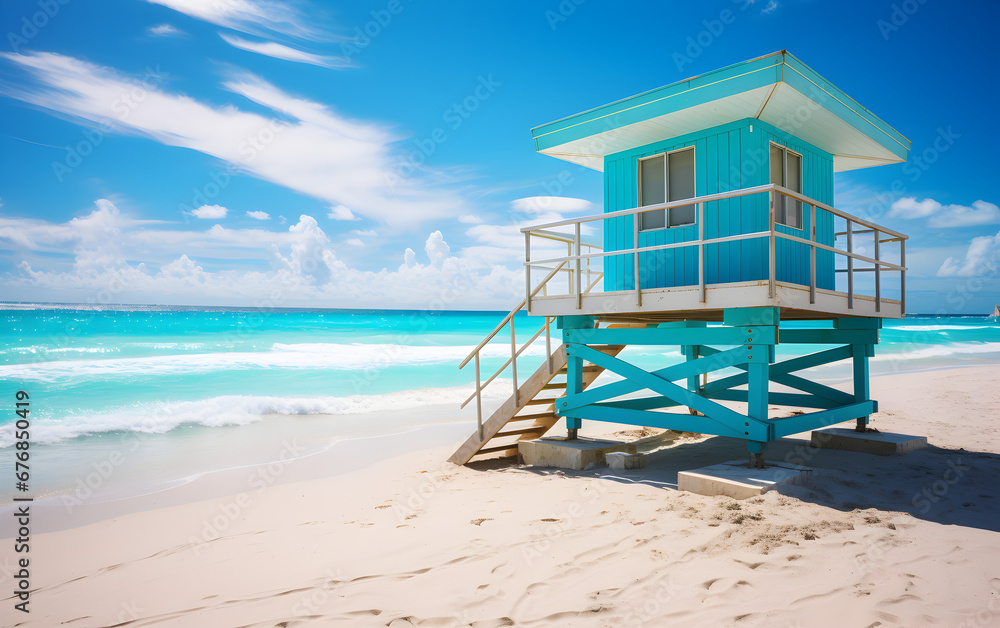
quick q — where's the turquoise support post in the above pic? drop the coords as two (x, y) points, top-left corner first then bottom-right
(747, 360), (770, 468)
(559, 316), (596, 439)
(566, 351), (583, 439)
(682, 321), (707, 415)
(851, 343), (873, 431)
(835, 318), (879, 432)
(728, 307), (778, 468)
(684, 343), (700, 405)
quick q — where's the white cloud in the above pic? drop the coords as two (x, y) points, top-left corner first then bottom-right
(246, 210), (270, 220)
(937, 231), (1000, 277)
(458, 199), (601, 267)
(190, 204), (228, 219)
(761, 0), (779, 13)
(425, 230), (450, 268)
(889, 197), (941, 219)
(889, 197), (1000, 228)
(148, 24), (184, 37)
(510, 196), (593, 215)
(458, 214), (483, 224)
(1, 51), (466, 225)
(219, 33), (351, 69)
(327, 205), (360, 221)
(351, 229), (376, 237)
(343, 238), (364, 247)
(0, 200), (524, 309)
(146, 0), (327, 40)
(930, 201), (1000, 228)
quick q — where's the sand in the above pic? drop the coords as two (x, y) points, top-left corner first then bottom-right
(4, 366), (1000, 627)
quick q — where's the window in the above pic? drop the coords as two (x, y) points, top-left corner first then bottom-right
(639, 147), (696, 230)
(769, 143), (802, 229)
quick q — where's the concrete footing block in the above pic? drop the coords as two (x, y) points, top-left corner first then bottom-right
(678, 460), (812, 499)
(519, 437), (636, 471)
(606, 452), (647, 470)
(811, 428), (928, 456)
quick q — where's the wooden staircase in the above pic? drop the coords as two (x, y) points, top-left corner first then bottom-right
(448, 343), (626, 465)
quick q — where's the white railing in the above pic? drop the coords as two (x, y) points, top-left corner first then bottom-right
(458, 231), (604, 441)
(521, 183), (908, 314)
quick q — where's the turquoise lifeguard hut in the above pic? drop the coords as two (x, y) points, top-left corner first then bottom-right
(450, 51), (909, 468)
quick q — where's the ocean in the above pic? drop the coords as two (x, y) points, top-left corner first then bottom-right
(2, 305), (999, 508)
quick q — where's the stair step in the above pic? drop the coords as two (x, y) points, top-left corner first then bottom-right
(556, 366), (602, 375)
(476, 444), (519, 456)
(509, 412), (558, 422)
(524, 397), (562, 406)
(450, 341), (631, 466)
(494, 426), (547, 438)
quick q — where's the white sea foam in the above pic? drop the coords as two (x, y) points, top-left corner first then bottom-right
(891, 325), (993, 332)
(0, 383), (508, 448)
(2, 345), (118, 355)
(0, 342), (547, 382)
(875, 342), (1000, 362)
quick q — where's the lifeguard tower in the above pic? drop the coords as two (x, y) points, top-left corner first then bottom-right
(450, 51), (909, 468)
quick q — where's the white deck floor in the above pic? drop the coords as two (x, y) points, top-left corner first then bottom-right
(526, 280), (902, 322)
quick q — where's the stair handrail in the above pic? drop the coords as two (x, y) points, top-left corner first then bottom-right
(458, 261), (566, 370)
(459, 241), (605, 442)
(458, 316), (552, 410)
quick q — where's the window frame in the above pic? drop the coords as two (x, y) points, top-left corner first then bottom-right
(637, 146), (696, 232)
(768, 142), (804, 231)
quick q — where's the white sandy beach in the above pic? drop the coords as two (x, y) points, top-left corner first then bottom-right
(4, 365), (1000, 627)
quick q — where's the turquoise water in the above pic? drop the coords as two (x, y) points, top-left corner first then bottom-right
(2, 305), (999, 453)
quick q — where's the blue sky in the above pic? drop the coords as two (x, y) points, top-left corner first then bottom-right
(0, 0), (997, 313)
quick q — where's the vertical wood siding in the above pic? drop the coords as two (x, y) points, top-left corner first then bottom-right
(603, 118), (835, 292)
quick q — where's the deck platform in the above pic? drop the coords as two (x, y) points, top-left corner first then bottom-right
(528, 280), (901, 322)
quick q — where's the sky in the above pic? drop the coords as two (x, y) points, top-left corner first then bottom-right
(0, 0), (997, 314)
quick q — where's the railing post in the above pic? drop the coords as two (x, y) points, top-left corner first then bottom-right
(698, 202), (706, 303)
(474, 353), (483, 441)
(566, 242), (573, 293)
(846, 219), (854, 310)
(768, 190), (776, 299)
(545, 316), (552, 374)
(634, 212), (642, 307)
(809, 204), (816, 304)
(510, 316), (518, 405)
(524, 232), (531, 314)
(575, 222), (582, 310)
(900, 239), (906, 315)
(874, 231), (881, 313)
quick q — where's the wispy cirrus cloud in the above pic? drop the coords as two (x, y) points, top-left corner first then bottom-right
(145, 0), (332, 41)
(327, 205), (360, 221)
(0, 51), (465, 224)
(510, 196), (593, 215)
(148, 23), (185, 37)
(219, 33), (352, 69)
